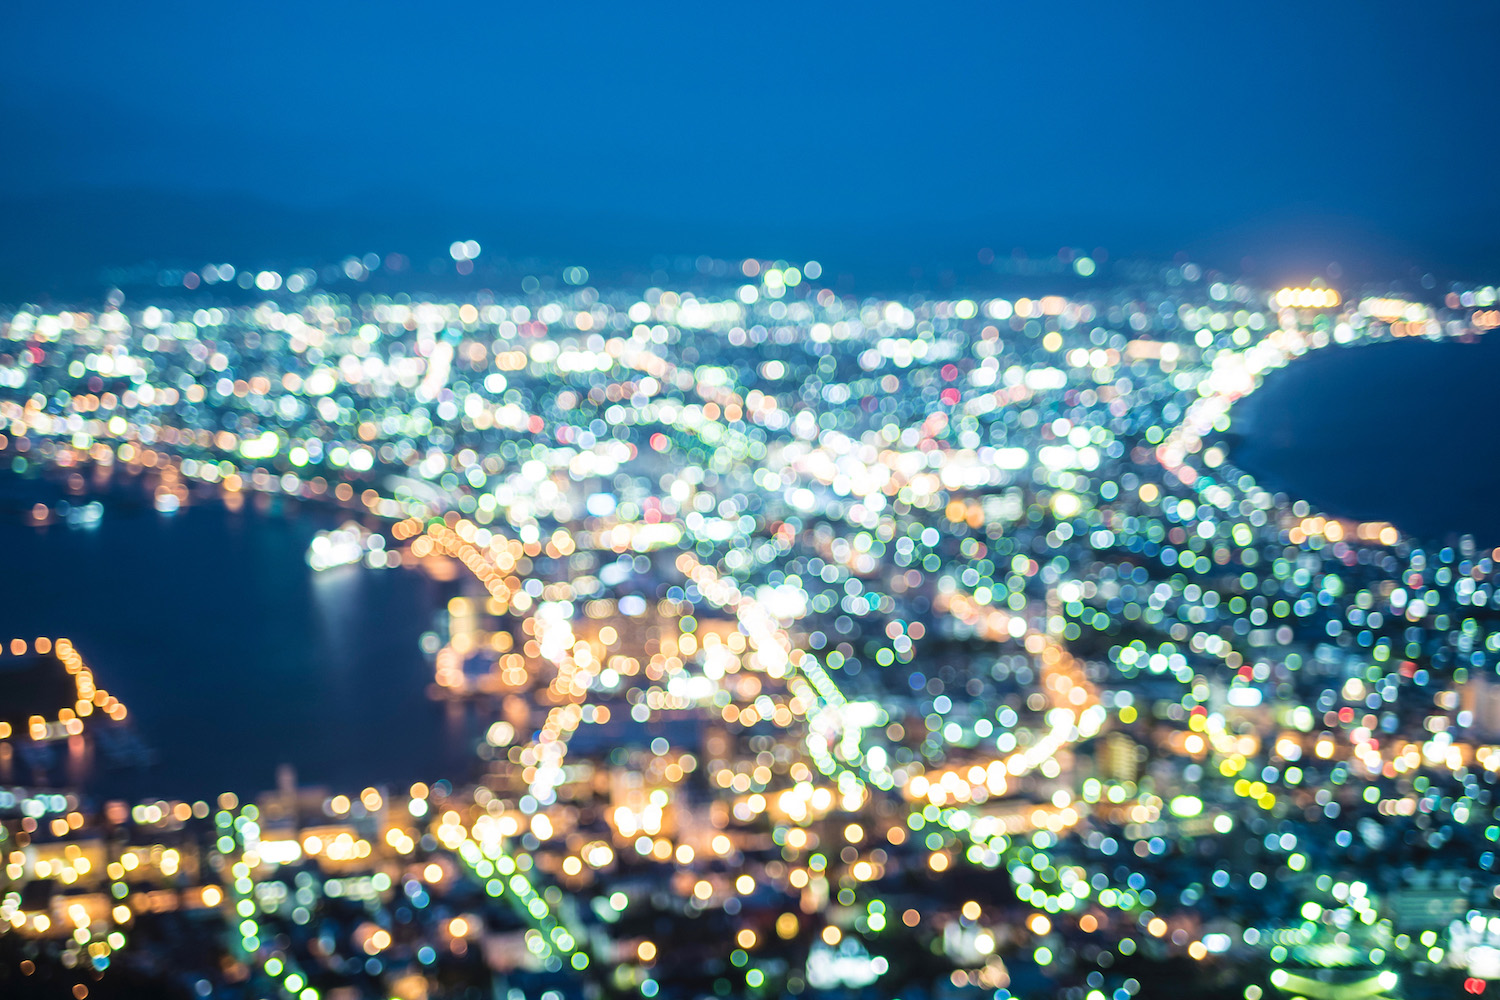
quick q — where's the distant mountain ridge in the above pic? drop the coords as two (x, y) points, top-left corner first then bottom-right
(1, 185), (1494, 302)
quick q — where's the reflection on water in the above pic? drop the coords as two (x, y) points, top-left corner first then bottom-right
(0, 470), (487, 800)
(1229, 335), (1500, 544)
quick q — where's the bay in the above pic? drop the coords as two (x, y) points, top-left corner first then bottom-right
(1229, 334), (1500, 545)
(0, 470), (479, 801)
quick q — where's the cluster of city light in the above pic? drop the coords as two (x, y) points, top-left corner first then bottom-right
(1274, 286), (1342, 310)
(10, 261), (1500, 998)
(0, 637), (127, 743)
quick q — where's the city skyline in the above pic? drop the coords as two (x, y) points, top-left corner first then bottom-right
(3, 263), (1500, 998)
(5, 5), (1500, 999)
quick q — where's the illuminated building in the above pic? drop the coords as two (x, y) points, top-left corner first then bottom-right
(1097, 731), (1145, 784)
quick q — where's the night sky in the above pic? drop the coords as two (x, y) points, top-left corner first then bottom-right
(3, 2), (1498, 290)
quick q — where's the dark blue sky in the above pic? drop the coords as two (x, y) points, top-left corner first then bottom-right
(3, 2), (1498, 286)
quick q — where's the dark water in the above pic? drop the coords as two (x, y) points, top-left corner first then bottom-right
(0, 473), (481, 801)
(1230, 334), (1500, 545)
